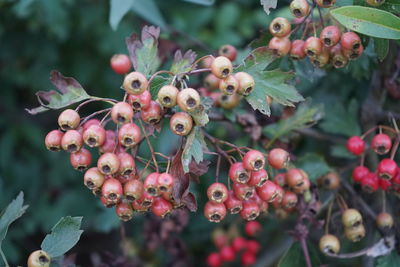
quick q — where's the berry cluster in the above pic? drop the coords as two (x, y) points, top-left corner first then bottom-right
(347, 126), (400, 193)
(267, 0), (363, 68)
(204, 148), (311, 223)
(206, 221), (262, 267)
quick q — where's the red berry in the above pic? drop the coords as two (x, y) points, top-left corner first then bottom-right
(292, 176), (310, 194)
(256, 180), (280, 202)
(144, 172), (160, 196)
(341, 32), (361, 51)
(82, 119), (100, 130)
(206, 252), (222, 267)
(218, 44), (237, 61)
(233, 182), (254, 201)
(240, 200), (260, 221)
(235, 72), (255, 96)
(117, 152), (135, 177)
(290, 0), (310, 18)
(97, 152), (120, 175)
(320, 25), (341, 47)
(346, 136), (365, 155)
(304, 36), (322, 58)
(138, 191), (154, 208)
(219, 246), (235, 262)
(127, 90), (151, 111)
(361, 172), (379, 193)
(371, 133), (392, 155)
(111, 102), (133, 124)
(343, 44), (364, 60)
(151, 197), (173, 217)
(244, 221), (262, 237)
(123, 71), (148, 95)
(116, 202), (134, 221)
(289, 40), (306, 60)
(83, 124), (106, 147)
(102, 178), (123, 204)
(330, 44), (348, 68)
(352, 166), (369, 183)
(248, 169), (269, 187)
(141, 100), (162, 124)
(45, 129), (64, 151)
(84, 167), (105, 190)
(379, 178), (392, 191)
(58, 109), (80, 130)
(99, 130), (117, 154)
(204, 201), (227, 223)
(246, 240), (261, 254)
(241, 251), (256, 266)
(243, 150), (265, 171)
(204, 74), (221, 90)
(273, 173), (287, 188)
(268, 148), (289, 169)
(378, 159), (398, 180)
(268, 37), (291, 57)
(229, 162), (250, 183)
(118, 122), (141, 148)
(286, 168), (306, 188)
(232, 236), (247, 252)
(281, 191), (298, 210)
(207, 182), (228, 203)
(212, 230), (228, 248)
(110, 54), (131, 74)
(61, 130), (83, 153)
(124, 179), (143, 202)
(224, 190), (243, 214)
(157, 173), (174, 193)
(219, 75), (239, 95)
(70, 148), (92, 171)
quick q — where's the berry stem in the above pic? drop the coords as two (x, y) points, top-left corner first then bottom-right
(203, 132), (233, 164)
(300, 238), (312, 267)
(215, 155), (221, 183)
(324, 199), (334, 235)
(75, 97), (117, 112)
(80, 108), (111, 126)
(138, 120), (159, 173)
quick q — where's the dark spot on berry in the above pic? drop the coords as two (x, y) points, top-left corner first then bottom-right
(159, 186), (167, 192)
(290, 55), (300, 60)
(86, 181), (95, 189)
(175, 123), (184, 133)
(132, 80), (141, 89)
(124, 137), (133, 145)
(211, 214), (221, 221)
(254, 160), (263, 170)
(353, 221), (362, 228)
(49, 146), (60, 151)
(376, 145), (388, 154)
(296, 180), (304, 187)
(245, 191), (253, 199)
(273, 23), (282, 32)
(324, 38), (331, 46)
(102, 165), (111, 174)
(108, 192), (117, 200)
(147, 187), (157, 196)
(67, 144), (78, 153)
(222, 47), (229, 54)
(39, 255), (49, 263)
(117, 114), (126, 123)
(221, 95), (229, 101)
(143, 200), (152, 207)
(149, 118), (159, 124)
(353, 43), (360, 50)
(307, 50), (315, 57)
(132, 102), (141, 110)
(324, 178), (331, 186)
(226, 85), (234, 93)
(334, 60), (343, 68)
(186, 97), (196, 107)
(248, 212), (258, 220)
(350, 52), (358, 59)
(87, 137), (97, 146)
(293, 9), (302, 17)
(126, 195), (135, 202)
(356, 235), (363, 241)
(213, 191), (223, 200)
(231, 207), (241, 214)
(313, 59), (321, 67)
(327, 247), (335, 254)
(61, 124), (71, 130)
(259, 178), (267, 187)
(323, 0), (332, 5)
(120, 214), (132, 221)
(77, 165), (87, 172)
(222, 68), (230, 76)
(238, 172), (249, 182)
(163, 96), (171, 104)
(245, 87), (253, 94)
(123, 169), (132, 176)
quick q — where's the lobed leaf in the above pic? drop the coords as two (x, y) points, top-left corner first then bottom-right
(170, 49), (197, 75)
(182, 126), (208, 173)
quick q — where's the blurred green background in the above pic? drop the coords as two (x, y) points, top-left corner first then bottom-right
(0, 0), (398, 266)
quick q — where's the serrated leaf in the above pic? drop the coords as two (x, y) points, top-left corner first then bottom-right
(319, 98), (361, 137)
(237, 48), (304, 115)
(330, 6), (400, 39)
(0, 192), (28, 245)
(296, 153), (331, 182)
(126, 25), (161, 76)
(374, 38), (389, 61)
(182, 0), (215, 5)
(376, 251), (400, 267)
(278, 241), (321, 267)
(263, 99), (324, 144)
(26, 71), (90, 115)
(170, 50), (197, 75)
(260, 0), (277, 15)
(182, 126), (207, 173)
(41, 216), (83, 258)
(109, 0), (134, 31)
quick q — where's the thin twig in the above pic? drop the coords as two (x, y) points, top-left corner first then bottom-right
(138, 120), (159, 172)
(0, 249), (9, 267)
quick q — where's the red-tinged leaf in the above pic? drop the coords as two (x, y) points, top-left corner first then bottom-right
(182, 192), (197, 212)
(170, 149), (190, 202)
(26, 71), (90, 115)
(170, 49), (197, 75)
(189, 160), (210, 177)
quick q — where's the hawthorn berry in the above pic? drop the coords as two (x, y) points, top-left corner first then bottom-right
(269, 17), (291, 37)
(178, 88), (201, 112)
(116, 202), (134, 221)
(378, 159), (398, 180)
(101, 196), (117, 208)
(99, 130), (117, 154)
(376, 212), (394, 229)
(316, 0), (336, 7)
(352, 166), (369, 183)
(204, 74), (221, 90)
(207, 182), (228, 203)
(241, 251), (256, 266)
(229, 162), (250, 183)
(371, 133), (392, 155)
(124, 179), (143, 202)
(45, 130), (64, 151)
(232, 236), (247, 252)
(268, 148), (289, 169)
(123, 71), (148, 95)
(292, 175), (310, 194)
(233, 182), (254, 201)
(58, 109), (80, 130)
(206, 252), (222, 267)
(219, 245), (235, 262)
(346, 136), (365, 155)
(273, 173), (287, 188)
(127, 90), (151, 111)
(139, 190), (155, 208)
(218, 44), (237, 61)
(211, 56), (233, 79)
(102, 177), (123, 204)
(118, 122), (141, 148)
(289, 39), (306, 60)
(84, 167), (105, 190)
(110, 54), (132, 74)
(342, 208), (363, 228)
(319, 234), (340, 254)
(83, 124), (106, 147)
(158, 85), (179, 108)
(144, 172), (160, 196)
(318, 172), (340, 190)
(304, 36), (322, 58)
(341, 32), (362, 51)
(82, 118), (100, 130)
(234, 72), (255, 96)
(366, 0), (385, 6)
(204, 201), (227, 223)
(343, 44), (364, 60)
(219, 93), (241, 109)
(286, 168), (306, 188)
(61, 130), (83, 153)
(117, 152), (135, 177)
(70, 148), (92, 171)
(111, 102), (133, 124)
(256, 180), (280, 202)
(243, 150), (265, 171)
(281, 191), (298, 209)
(247, 169), (269, 187)
(157, 172), (174, 193)
(152, 197), (173, 217)
(246, 240), (260, 254)
(141, 100), (162, 124)
(268, 37), (291, 57)
(345, 224), (365, 242)
(289, 0), (310, 18)
(311, 47), (330, 68)
(27, 250), (51, 267)
(379, 178), (392, 191)
(97, 152), (120, 175)
(224, 190), (243, 214)
(219, 75), (238, 95)
(240, 200), (260, 221)
(132, 199), (149, 212)
(244, 221), (262, 237)
(170, 112), (193, 136)
(361, 172), (379, 192)
(320, 25), (341, 47)
(330, 44), (348, 68)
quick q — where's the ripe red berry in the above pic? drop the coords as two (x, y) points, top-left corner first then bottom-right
(45, 130), (64, 151)
(141, 100), (162, 124)
(206, 252), (222, 267)
(229, 162), (250, 184)
(244, 221), (262, 237)
(102, 178), (123, 204)
(123, 71), (148, 95)
(207, 182), (228, 203)
(151, 197), (173, 217)
(269, 17), (291, 37)
(132, 198), (149, 212)
(177, 88), (201, 112)
(240, 200), (260, 221)
(83, 124), (106, 147)
(273, 173), (287, 188)
(144, 172), (160, 196)
(378, 159), (398, 180)
(61, 130), (83, 153)
(292, 175), (310, 194)
(341, 32), (361, 51)
(157, 172), (174, 193)
(170, 112), (193, 136)
(118, 122), (141, 148)
(27, 250), (51, 267)
(304, 36), (322, 58)
(211, 56), (233, 79)
(290, 0), (310, 18)
(330, 44), (348, 68)
(97, 152), (120, 175)
(247, 169), (269, 187)
(256, 180), (280, 202)
(268, 37), (291, 57)
(235, 72), (255, 96)
(246, 240), (260, 254)
(99, 130), (117, 154)
(204, 201), (227, 223)
(70, 148), (92, 171)
(82, 118), (100, 130)
(127, 90), (151, 111)
(204, 73), (221, 90)
(84, 167), (105, 190)
(371, 133), (392, 155)
(320, 26), (341, 47)
(290, 39), (306, 60)
(219, 246), (235, 262)
(111, 102), (134, 124)
(157, 85), (179, 108)
(232, 236), (247, 252)
(281, 191), (298, 209)
(58, 109), (80, 130)
(110, 54), (132, 74)
(241, 251), (256, 266)
(116, 202), (134, 221)
(352, 166), (369, 183)
(233, 182), (254, 201)
(268, 148), (289, 169)
(224, 190), (243, 214)
(243, 150), (265, 171)
(311, 47), (330, 68)
(286, 168), (306, 188)
(117, 152), (135, 177)
(218, 44), (237, 61)
(124, 179), (144, 202)
(379, 178), (392, 191)
(346, 136), (365, 155)
(343, 44), (364, 60)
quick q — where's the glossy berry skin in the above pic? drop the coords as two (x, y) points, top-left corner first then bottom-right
(102, 178), (123, 204)
(207, 182), (228, 203)
(118, 122), (141, 148)
(378, 159), (398, 180)
(361, 172), (379, 192)
(82, 119), (100, 130)
(233, 182), (254, 201)
(316, 0), (336, 7)
(124, 179), (143, 202)
(204, 74), (220, 90)
(211, 56), (233, 79)
(292, 176), (310, 194)
(232, 236), (247, 252)
(61, 130), (83, 153)
(346, 136), (365, 155)
(157, 85), (179, 108)
(218, 44), (237, 61)
(243, 150), (265, 171)
(123, 71), (148, 95)
(220, 246), (235, 262)
(45, 130), (64, 151)
(241, 251), (256, 266)
(290, 40), (306, 60)
(320, 26), (341, 47)
(376, 212), (393, 229)
(117, 152), (135, 177)
(304, 36), (322, 58)
(97, 152), (120, 175)
(352, 166), (369, 183)
(268, 37), (291, 57)
(27, 250), (51, 267)
(343, 44), (364, 60)
(219, 75), (238, 95)
(229, 162), (250, 184)
(286, 168), (306, 188)
(206, 252), (222, 267)
(141, 101), (162, 124)
(341, 32), (361, 51)
(70, 148), (92, 171)
(318, 172), (340, 190)
(110, 54), (132, 74)
(319, 234), (340, 254)
(177, 88), (201, 112)
(111, 102), (133, 124)
(366, 0), (385, 6)
(281, 191), (298, 209)
(116, 202), (134, 221)
(330, 44), (348, 68)
(144, 172), (160, 196)
(273, 173), (287, 188)
(84, 167), (105, 190)
(204, 201), (227, 223)
(256, 180), (280, 202)
(269, 17), (291, 37)
(247, 169), (268, 187)
(371, 133), (392, 155)
(83, 124), (106, 148)
(342, 208), (363, 228)
(247, 240), (260, 254)
(290, 0), (310, 18)
(99, 130), (117, 154)
(268, 148), (289, 169)
(127, 90), (151, 111)
(58, 109), (80, 130)
(224, 190), (243, 214)
(244, 221), (262, 237)
(157, 173), (174, 193)
(170, 112), (193, 136)
(240, 200), (260, 221)
(235, 72), (255, 96)
(152, 197), (173, 217)
(345, 224), (365, 242)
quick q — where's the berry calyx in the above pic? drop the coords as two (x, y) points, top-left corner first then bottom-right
(83, 124), (106, 147)
(377, 158), (398, 180)
(290, 0), (310, 18)
(27, 250), (51, 267)
(243, 150), (265, 171)
(320, 25), (341, 47)
(224, 190), (243, 214)
(207, 182), (229, 203)
(70, 148), (92, 171)
(123, 71), (148, 95)
(219, 75), (238, 95)
(330, 44), (348, 68)
(344, 224), (365, 242)
(117, 152), (135, 177)
(111, 102), (134, 124)
(58, 109), (80, 130)
(101, 177), (123, 204)
(84, 167), (105, 190)
(371, 133), (392, 155)
(218, 44), (237, 61)
(127, 90), (151, 111)
(256, 180), (280, 202)
(235, 72), (255, 96)
(268, 37), (291, 57)
(157, 172), (174, 193)
(286, 168), (306, 188)
(204, 201), (227, 223)
(211, 56), (233, 79)
(144, 172), (160, 196)
(124, 179), (144, 202)
(110, 54), (132, 74)
(116, 202), (134, 221)
(319, 234), (340, 254)
(97, 152), (120, 175)
(45, 130), (64, 151)
(170, 112), (193, 136)
(346, 136), (365, 155)
(247, 169), (269, 187)
(269, 17), (292, 37)
(229, 162), (250, 183)
(341, 32), (362, 51)
(233, 182), (254, 201)
(304, 36), (322, 58)
(61, 130), (83, 153)
(177, 88), (201, 112)
(240, 200), (260, 221)
(118, 122), (141, 148)
(157, 85), (179, 108)
(141, 100), (162, 124)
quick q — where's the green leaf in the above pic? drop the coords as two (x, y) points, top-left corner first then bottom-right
(331, 144), (357, 159)
(296, 153), (332, 182)
(260, 0), (278, 15)
(236, 48), (304, 115)
(330, 6), (400, 39)
(319, 99), (361, 137)
(41, 216), (83, 258)
(26, 71), (91, 115)
(149, 76), (171, 100)
(170, 50), (197, 75)
(182, 126), (207, 173)
(188, 97), (213, 127)
(109, 0), (134, 31)
(0, 192), (28, 245)
(278, 241), (321, 267)
(181, 0), (215, 5)
(131, 0), (166, 29)
(376, 251), (400, 267)
(263, 99), (324, 144)
(374, 38), (389, 61)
